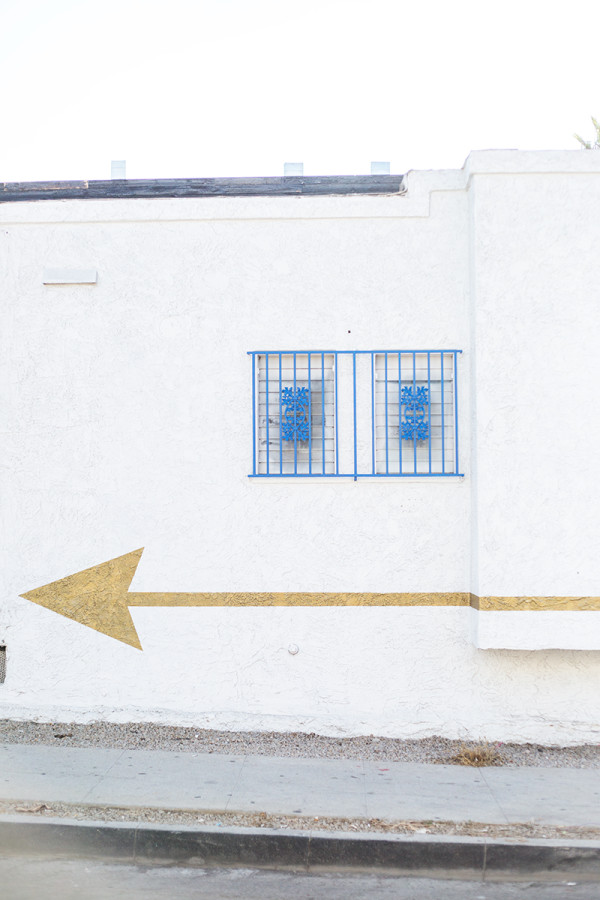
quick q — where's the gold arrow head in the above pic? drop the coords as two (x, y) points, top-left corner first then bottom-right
(20, 549), (145, 650)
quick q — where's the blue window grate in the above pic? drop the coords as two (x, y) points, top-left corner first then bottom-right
(249, 350), (462, 478)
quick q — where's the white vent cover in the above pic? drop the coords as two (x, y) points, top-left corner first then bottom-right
(43, 269), (97, 285)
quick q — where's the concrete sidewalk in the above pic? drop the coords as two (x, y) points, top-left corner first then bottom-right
(1, 743), (599, 827)
(2, 743), (600, 879)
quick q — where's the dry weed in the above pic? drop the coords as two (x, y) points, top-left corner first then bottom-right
(447, 743), (503, 767)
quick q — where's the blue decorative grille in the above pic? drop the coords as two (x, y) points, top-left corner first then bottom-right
(400, 385), (429, 441)
(281, 387), (310, 441)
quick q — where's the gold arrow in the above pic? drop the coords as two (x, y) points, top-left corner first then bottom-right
(20, 549), (600, 650)
(21, 548), (471, 650)
(21, 549), (146, 650)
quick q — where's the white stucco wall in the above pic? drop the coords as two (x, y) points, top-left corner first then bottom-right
(468, 157), (600, 598)
(1, 151), (599, 742)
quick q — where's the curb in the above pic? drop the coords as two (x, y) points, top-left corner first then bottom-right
(2, 816), (600, 878)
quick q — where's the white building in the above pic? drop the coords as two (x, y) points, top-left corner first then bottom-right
(1, 150), (599, 743)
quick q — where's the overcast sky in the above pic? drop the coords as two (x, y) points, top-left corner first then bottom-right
(1, 0), (598, 181)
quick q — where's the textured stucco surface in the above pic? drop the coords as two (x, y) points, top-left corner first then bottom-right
(1, 151), (600, 740)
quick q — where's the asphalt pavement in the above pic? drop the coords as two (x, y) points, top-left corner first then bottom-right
(1, 859), (597, 900)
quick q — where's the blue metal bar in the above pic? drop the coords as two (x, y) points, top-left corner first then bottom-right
(265, 353), (270, 475)
(398, 351), (402, 475)
(308, 353), (312, 476)
(385, 352), (389, 474)
(278, 353), (283, 474)
(321, 352), (325, 474)
(440, 352), (445, 475)
(293, 352), (297, 475)
(334, 353), (339, 474)
(249, 473), (464, 478)
(370, 352), (375, 474)
(412, 351), (417, 475)
(352, 351), (357, 477)
(453, 351), (459, 475)
(249, 349), (463, 355)
(427, 351), (432, 474)
(252, 353), (256, 475)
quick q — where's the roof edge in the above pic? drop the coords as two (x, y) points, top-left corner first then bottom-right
(0, 174), (406, 203)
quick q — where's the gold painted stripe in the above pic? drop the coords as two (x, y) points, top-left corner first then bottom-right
(127, 591), (472, 608)
(473, 596), (600, 612)
(127, 592), (600, 611)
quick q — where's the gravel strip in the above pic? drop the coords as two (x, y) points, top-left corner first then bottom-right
(1, 719), (599, 767)
(2, 799), (600, 841)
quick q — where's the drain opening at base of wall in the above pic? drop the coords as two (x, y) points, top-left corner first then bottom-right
(0, 647), (5, 683)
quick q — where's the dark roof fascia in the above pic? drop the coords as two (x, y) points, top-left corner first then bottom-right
(0, 175), (406, 203)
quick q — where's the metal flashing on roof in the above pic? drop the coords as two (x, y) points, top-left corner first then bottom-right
(0, 174), (406, 203)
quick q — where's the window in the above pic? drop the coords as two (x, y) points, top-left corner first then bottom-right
(255, 353), (336, 475)
(374, 352), (457, 475)
(249, 350), (461, 478)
